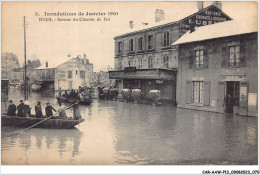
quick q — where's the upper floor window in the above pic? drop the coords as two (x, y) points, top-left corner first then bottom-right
(229, 45), (240, 66)
(118, 42), (122, 54)
(148, 57), (153, 69)
(163, 55), (169, 69)
(80, 71), (85, 78)
(163, 32), (170, 47)
(138, 37), (143, 51)
(129, 39), (134, 52)
(148, 35), (153, 49)
(195, 49), (204, 68)
(68, 70), (72, 78)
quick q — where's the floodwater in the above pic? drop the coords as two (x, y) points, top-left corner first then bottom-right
(1, 88), (258, 165)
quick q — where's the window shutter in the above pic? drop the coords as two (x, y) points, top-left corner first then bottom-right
(135, 37), (138, 51)
(239, 44), (246, 67)
(203, 49), (209, 69)
(115, 42), (118, 54)
(203, 81), (211, 106)
(155, 33), (161, 49)
(186, 81), (192, 104)
(221, 45), (228, 67)
(170, 30), (175, 45)
(188, 50), (194, 69)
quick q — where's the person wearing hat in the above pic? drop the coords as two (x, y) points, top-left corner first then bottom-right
(45, 102), (57, 117)
(24, 100), (31, 117)
(35, 101), (43, 118)
(17, 100), (25, 117)
(7, 100), (16, 116)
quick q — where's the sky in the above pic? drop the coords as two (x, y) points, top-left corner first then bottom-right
(2, 1), (258, 71)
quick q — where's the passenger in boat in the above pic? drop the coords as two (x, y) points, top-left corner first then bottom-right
(35, 101), (43, 118)
(68, 101), (81, 120)
(62, 91), (69, 98)
(7, 100), (16, 116)
(17, 100), (25, 117)
(45, 102), (57, 117)
(57, 102), (67, 119)
(58, 88), (62, 97)
(24, 101), (31, 117)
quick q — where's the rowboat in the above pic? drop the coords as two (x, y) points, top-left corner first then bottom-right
(56, 96), (92, 105)
(1, 115), (85, 129)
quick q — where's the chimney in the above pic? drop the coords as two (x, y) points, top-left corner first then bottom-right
(197, 1), (204, 11)
(129, 21), (133, 29)
(83, 53), (87, 64)
(155, 9), (165, 22)
(212, 1), (222, 10)
(46, 61), (48, 68)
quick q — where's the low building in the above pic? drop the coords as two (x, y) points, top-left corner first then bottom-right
(172, 20), (257, 116)
(109, 3), (231, 103)
(36, 54), (93, 91)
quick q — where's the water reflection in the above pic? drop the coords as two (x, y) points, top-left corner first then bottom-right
(1, 88), (258, 165)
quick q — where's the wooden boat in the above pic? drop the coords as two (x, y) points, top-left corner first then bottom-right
(56, 96), (92, 105)
(1, 115), (85, 129)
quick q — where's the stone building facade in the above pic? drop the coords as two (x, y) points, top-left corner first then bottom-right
(173, 20), (258, 116)
(109, 4), (231, 103)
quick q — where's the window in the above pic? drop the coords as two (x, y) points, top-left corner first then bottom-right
(129, 39), (134, 52)
(229, 45), (240, 66)
(192, 81), (204, 104)
(80, 71), (85, 78)
(163, 32), (170, 47)
(163, 55), (169, 69)
(195, 49), (204, 68)
(76, 70), (78, 75)
(138, 37), (143, 51)
(138, 57), (142, 69)
(118, 58), (122, 70)
(148, 35), (153, 49)
(68, 70), (72, 78)
(148, 57), (153, 68)
(118, 42), (122, 54)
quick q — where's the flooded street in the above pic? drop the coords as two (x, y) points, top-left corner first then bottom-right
(1, 88), (258, 165)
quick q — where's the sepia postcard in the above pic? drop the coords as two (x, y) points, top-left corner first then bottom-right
(1, 0), (258, 174)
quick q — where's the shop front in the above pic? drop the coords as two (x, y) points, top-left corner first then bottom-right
(109, 68), (177, 104)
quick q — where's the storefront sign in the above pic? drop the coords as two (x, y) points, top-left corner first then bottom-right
(180, 6), (231, 30)
(109, 69), (175, 80)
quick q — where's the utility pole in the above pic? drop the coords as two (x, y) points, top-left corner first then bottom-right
(24, 16), (27, 100)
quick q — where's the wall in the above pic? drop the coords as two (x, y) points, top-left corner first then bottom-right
(114, 23), (181, 71)
(177, 33), (258, 116)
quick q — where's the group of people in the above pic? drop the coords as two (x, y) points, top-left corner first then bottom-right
(59, 88), (91, 101)
(7, 100), (81, 120)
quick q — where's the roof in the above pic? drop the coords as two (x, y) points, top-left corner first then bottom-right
(35, 58), (73, 70)
(115, 5), (231, 38)
(172, 19), (258, 46)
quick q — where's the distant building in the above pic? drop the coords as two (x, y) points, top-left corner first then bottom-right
(36, 54), (93, 91)
(172, 20), (257, 116)
(109, 4), (231, 103)
(91, 71), (111, 87)
(1, 53), (20, 79)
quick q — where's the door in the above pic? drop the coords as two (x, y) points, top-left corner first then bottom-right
(226, 81), (240, 114)
(69, 81), (73, 90)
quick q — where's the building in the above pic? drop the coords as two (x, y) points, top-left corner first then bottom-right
(36, 54), (93, 91)
(109, 3), (231, 103)
(172, 20), (258, 116)
(35, 61), (56, 90)
(1, 53), (20, 79)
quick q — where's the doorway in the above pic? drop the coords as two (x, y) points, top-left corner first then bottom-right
(226, 81), (240, 114)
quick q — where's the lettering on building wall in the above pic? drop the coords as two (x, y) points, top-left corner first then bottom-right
(180, 9), (228, 30)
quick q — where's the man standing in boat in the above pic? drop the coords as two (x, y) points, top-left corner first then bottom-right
(35, 101), (43, 118)
(17, 100), (25, 117)
(57, 102), (67, 119)
(68, 100), (81, 120)
(45, 102), (57, 117)
(7, 100), (16, 116)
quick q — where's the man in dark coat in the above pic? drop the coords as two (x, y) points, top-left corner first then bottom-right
(45, 102), (57, 117)
(7, 100), (16, 116)
(35, 101), (43, 118)
(17, 100), (25, 117)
